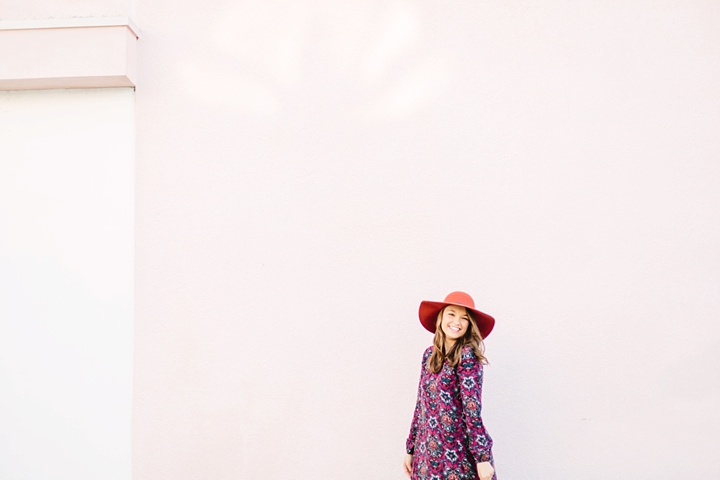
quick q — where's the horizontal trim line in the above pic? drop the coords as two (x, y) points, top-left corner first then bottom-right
(0, 16), (140, 38)
(0, 75), (136, 91)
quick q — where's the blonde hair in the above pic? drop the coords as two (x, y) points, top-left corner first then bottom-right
(427, 306), (488, 374)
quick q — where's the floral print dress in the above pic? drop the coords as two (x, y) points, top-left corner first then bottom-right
(406, 346), (496, 480)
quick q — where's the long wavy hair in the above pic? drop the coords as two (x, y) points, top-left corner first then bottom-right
(427, 305), (488, 373)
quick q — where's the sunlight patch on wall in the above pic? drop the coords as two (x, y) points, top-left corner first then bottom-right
(178, 60), (281, 117)
(361, 3), (420, 85)
(361, 54), (451, 122)
(177, 1), (452, 122)
(210, 0), (309, 88)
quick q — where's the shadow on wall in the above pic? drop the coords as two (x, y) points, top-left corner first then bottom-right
(177, 1), (452, 122)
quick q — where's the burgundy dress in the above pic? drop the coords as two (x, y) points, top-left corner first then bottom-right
(406, 346), (496, 480)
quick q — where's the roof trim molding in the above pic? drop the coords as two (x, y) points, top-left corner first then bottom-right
(0, 18), (139, 91)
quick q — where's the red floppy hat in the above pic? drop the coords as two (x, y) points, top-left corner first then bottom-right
(418, 291), (495, 339)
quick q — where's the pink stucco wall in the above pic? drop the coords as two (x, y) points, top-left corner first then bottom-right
(132, 2), (720, 479)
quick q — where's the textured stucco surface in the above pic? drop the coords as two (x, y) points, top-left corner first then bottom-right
(132, 2), (720, 479)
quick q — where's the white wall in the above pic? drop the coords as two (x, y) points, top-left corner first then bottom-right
(132, 1), (720, 479)
(0, 0), (131, 20)
(0, 88), (134, 479)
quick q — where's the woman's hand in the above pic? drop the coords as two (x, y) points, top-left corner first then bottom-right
(403, 454), (413, 478)
(477, 461), (494, 480)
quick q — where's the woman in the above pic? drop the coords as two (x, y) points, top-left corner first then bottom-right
(404, 291), (497, 480)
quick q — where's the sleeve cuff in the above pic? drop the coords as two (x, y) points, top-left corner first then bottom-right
(405, 440), (415, 455)
(474, 451), (492, 463)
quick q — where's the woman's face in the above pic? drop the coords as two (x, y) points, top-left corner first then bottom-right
(440, 305), (470, 343)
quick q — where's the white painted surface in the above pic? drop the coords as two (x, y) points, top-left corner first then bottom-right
(0, 0), (130, 22)
(132, 1), (720, 479)
(0, 88), (134, 480)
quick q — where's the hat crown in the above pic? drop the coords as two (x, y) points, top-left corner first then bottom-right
(418, 291), (494, 338)
(443, 291), (475, 309)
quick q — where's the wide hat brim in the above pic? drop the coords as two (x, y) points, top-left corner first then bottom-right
(418, 293), (495, 339)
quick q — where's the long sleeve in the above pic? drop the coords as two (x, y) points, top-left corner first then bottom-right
(406, 352), (427, 455)
(405, 382), (421, 454)
(457, 346), (493, 463)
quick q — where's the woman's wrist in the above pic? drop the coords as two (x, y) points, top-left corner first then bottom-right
(476, 461), (494, 480)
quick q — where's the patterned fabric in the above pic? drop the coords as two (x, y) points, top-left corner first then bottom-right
(406, 346), (496, 480)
